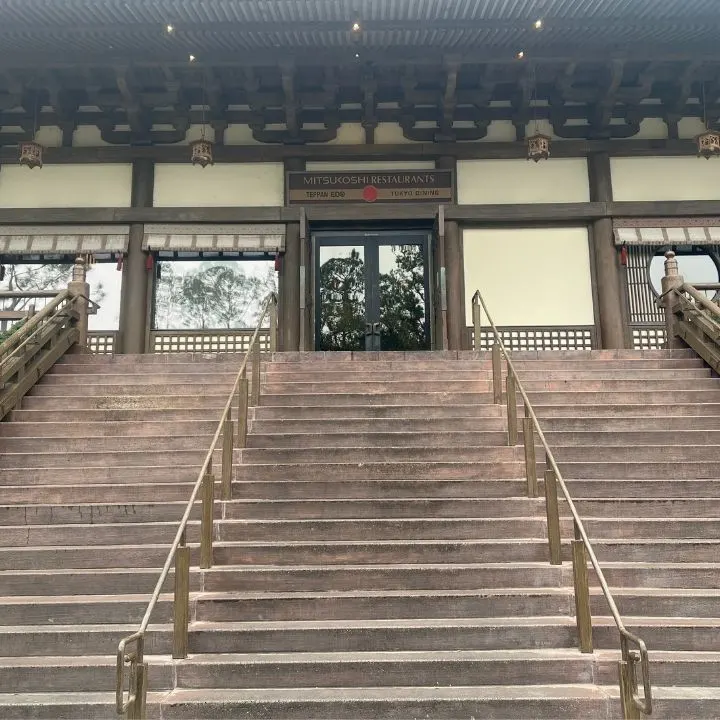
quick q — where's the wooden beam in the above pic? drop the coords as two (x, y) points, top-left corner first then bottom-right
(446, 203), (607, 223)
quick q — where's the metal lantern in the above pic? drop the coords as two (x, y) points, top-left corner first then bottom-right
(696, 130), (720, 159)
(190, 139), (214, 168)
(527, 133), (551, 162)
(19, 141), (43, 169)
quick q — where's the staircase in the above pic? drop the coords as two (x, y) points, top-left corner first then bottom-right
(1, 349), (719, 718)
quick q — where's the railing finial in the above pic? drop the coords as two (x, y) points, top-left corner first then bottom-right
(72, 255), (87, 283)
(664, 250), (679, 278)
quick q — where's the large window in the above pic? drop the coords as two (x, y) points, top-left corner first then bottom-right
(153, 259), (277, 330)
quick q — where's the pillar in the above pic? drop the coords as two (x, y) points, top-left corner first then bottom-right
(119, 159), (154, 354)
(587, 152), (626, 349)
(281, 158), (304, 351)
(437, 156), (465, 350)
(660, 251), (684, 349)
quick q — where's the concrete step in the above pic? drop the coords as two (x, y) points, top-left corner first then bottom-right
(549, 445), (720, 462)
(30, 383), (236, 397)
(0, 435), (213, 453)
(2, 482), (204, 504)
(20, 395), (229, 410)
(253, 404), (506, 420)
(40, 372), (242, 385)
(0, 685), (613, 719)
(0, 466), (198, 486)
(0, 449), (215, 469)
(10, 409), (226, 423)
(0, 502), (203, 525)
(0, 421), (219, 437)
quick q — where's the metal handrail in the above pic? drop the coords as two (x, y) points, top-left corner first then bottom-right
(115, 292), (277, 718)
(472, 289), (652, 719)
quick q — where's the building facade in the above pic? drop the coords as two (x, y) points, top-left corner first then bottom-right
(1, 0), (720, 354)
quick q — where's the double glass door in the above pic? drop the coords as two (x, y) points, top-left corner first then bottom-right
(315, 232), (430, 351)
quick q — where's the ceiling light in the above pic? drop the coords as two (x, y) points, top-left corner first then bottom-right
(516, 50), (525, 59)
(534, 18), (543, 29)
(189, 54), (196, 62)
(166, 24), (175, 34)
(352, 22), (361, 32)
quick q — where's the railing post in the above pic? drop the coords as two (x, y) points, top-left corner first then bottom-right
(506, 366), (518, 446)
(251, 340), (261, 407)
(619, 659), (642, 720)
(523, 410), (538, 498)
(660, 250), (685, 350)
(491, 342), (502, 404)
(126, 637), (147, 720)
(571, 520), (593, 653)
(269, 298), (278, 353)
(221, 414), (234, 501)
(200, 471), (214, 569)
(472, 292), (482, 350)
(67, 256), (90, 348)
(172, 534), (190, 659)
(237, 372), (249, 448)
(544, 465), (562, 565)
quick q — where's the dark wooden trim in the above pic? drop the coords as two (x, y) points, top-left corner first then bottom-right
(0, 207), (303, 225)
(0, 139), (701, 165)
(3, 200), (720, 227)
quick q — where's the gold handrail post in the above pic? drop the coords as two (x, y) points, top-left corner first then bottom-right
(172, 533), (190, 659)
(571, 520), (593, 653)
(237, 369), (249, 448)
(251, 339), (261, 407)
(200, 471), (214, 569)
(472, 291), (482, 350)
(506, 366), (518, 446)
(221, 413), (234, 501)
(620, 658), (642, 720)
(522, 405), (538, 498)
(544, 465), (562, 565)
(269, 296), (278, 353)
(491, 342), (502, 404)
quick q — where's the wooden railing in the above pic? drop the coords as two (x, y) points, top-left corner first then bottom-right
(115, 293), (278, 719)
(0, 258), (94, 420)
(149, 328), (271, 354)
(471, 290), (652, 720)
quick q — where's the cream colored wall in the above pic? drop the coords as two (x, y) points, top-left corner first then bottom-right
(0, 164), (132, 208)
(463, 227), (594, 326)
(153, 163), (284, 207)
(610, 157), (720, 201)
(457, 158), (589, 204)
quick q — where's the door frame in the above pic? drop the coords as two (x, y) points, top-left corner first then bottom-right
(313, 230), (432, 351)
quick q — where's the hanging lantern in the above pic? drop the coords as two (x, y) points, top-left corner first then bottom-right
(527, 133), (551, 162)
(19, 141), (44, 169)
(190, 139), (214, 168)
(696, 129), (720, 159)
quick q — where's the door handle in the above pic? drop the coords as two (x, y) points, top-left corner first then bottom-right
(365, 323), (381, 337)
(372, 323), (381, 336)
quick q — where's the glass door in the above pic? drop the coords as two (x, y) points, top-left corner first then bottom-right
(315, 233), (430, 351)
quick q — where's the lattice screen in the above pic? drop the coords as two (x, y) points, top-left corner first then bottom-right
(468, 326), (597, 352)
(150, 330), (270, 354)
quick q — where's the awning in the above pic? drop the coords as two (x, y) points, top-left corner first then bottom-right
(0, 225), (129, 257)
(614, 226), (720, 247)
(143, 224), (285, 254)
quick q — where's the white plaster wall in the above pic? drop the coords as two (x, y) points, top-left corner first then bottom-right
(457, 158), (589, 204)
(305, 160), (435, 171)
(463, 227), (594, 326)
(611, 157), (720, 201)
(153, 163), (284, 207)
(0, 164), (133, 208)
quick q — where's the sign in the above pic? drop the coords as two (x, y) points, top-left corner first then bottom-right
(287, 170), (454, 204)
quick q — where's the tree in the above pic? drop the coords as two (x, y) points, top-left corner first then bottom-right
(154, 262), (277, 329)
(378, 245), (427, 350)
(0, 263), (106, 331)
(318, 249), (366, 351)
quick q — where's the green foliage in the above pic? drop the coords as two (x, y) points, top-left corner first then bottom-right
(0, 318), (24, 345)
(154, 262), (277, 329)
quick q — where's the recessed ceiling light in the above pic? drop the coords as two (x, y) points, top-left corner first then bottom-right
(166, 24), (175, 34)
(189, 54), (196, 62)
(516, 50), (525, 59)
(355, 52), (360, 58)
(534, 19), (543, 30)
(352, 22), (361, 32)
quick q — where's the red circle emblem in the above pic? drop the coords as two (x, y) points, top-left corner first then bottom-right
(362, 185), (378, 203)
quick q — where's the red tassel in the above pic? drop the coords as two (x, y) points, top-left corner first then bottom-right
(116, 254), (124, 271)
(619, 246), (628, 267)
(145, 254), (153, 271)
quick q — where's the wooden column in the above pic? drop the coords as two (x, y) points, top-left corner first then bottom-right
(118, 159), (154, 354)
(437, 156), (465, 350)
(281, 158), (304, 351)
(587, 152), (626, 349)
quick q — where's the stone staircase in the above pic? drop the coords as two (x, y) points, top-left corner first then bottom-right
(1, 349), (719, 718)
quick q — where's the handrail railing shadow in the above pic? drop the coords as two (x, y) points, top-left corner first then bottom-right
(115, 292), (278, 719)
(472, 289), (652, 720)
